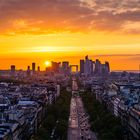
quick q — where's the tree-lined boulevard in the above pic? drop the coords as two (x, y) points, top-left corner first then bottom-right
(68, 77), (97, 140)
(32, 89), (71, 140)
(81, 92), (123, 140)
(32, 77), (123, 140)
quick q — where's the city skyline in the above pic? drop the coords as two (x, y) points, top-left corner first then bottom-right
(0, 54), (140, 71)
(0, 0), (140, 70)
(0, 1), (140, 140)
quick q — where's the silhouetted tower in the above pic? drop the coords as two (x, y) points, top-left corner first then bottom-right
(38, 66), (40, 72)
(27, 66), (31, 76)
(105, 61), (110, 73)
(11, 65), (16, 75)
(80, 60), (84, 74)
(32, 63), (36, 72)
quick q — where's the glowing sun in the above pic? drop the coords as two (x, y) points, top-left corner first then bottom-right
(45, 61), (51, 67)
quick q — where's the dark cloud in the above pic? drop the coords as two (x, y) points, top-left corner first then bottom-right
(0, 0), (140, 35)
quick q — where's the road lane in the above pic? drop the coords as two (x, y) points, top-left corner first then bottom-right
(68, 77), (97, 140)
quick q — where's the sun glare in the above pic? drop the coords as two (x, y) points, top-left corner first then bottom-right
(45, 61), (51, 67)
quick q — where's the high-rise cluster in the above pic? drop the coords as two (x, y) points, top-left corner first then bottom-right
(80, 55), (110, 76)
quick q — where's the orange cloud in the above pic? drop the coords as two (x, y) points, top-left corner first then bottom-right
(0, 0), (140, 35)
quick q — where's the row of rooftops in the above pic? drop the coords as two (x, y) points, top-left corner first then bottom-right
(81, 73), (140, 116)
(82, 76), (140, 139)
(0, 80), (61, 140)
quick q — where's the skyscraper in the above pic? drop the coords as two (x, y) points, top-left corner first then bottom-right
(52, 61), (60, 72)
(11, 65), (15, 75)
(27, 66), (30, 70)
(32, 63), (36, 72)
(27, 66), (31, 76)
(84, 55), (93, 76)
(95, 59), (101, 75)
(62, 61), (70, 75)
(105, 61), (110, 73)
(80, 60), (84, 74)
(90, 60), (94, 75)
(101, 64), (106, 75)
(37, 66), (40, 72)
(62, 61), (69, 70)
(101, 62), (110, 75)
(93, 61), (95, 73)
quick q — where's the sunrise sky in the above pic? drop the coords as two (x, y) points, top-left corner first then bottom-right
(0, 0), (140, 70)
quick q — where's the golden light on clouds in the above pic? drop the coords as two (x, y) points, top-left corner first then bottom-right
(0, 0), (140, 70)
